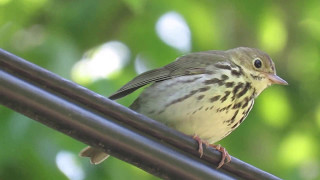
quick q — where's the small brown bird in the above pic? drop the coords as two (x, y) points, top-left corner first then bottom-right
(80, 47), (288, 168)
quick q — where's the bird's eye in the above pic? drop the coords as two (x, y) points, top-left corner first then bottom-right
(254, 59), (262, 68)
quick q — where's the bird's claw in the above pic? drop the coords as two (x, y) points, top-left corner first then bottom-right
(192, 135), (231, 168)
(192, 135), (209, 158)
(210, 144), (231, 169)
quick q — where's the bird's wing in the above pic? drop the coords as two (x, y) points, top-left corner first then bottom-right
(109, 51), (227, 100)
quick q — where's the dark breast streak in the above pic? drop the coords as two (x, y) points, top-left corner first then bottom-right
(159, 62), (249, 116)
(222, 80), (255, 127)
(226, 93), (255, 128)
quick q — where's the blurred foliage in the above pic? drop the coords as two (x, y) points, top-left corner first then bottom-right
(1, 0), (320, 179)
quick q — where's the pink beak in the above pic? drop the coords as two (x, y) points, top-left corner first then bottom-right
(266, 74), (288, 85)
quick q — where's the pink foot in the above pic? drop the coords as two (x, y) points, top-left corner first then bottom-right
(210, 144), (232, 168)
(192, 136), (231, 168)
(192, 135), (209, 158)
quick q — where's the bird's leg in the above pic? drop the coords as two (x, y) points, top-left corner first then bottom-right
(192, 136), (231, 168)
(192, 135), (209, 158)
(210, 144), (231, 168)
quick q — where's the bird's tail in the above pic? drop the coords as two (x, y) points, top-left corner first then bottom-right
(79, 146), (110, 164)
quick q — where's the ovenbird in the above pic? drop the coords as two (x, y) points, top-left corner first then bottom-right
(80, 47), (288, 168)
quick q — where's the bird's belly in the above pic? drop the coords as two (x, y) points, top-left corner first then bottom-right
(133, 74), (255, 144)
(158, 94), (252, 144)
